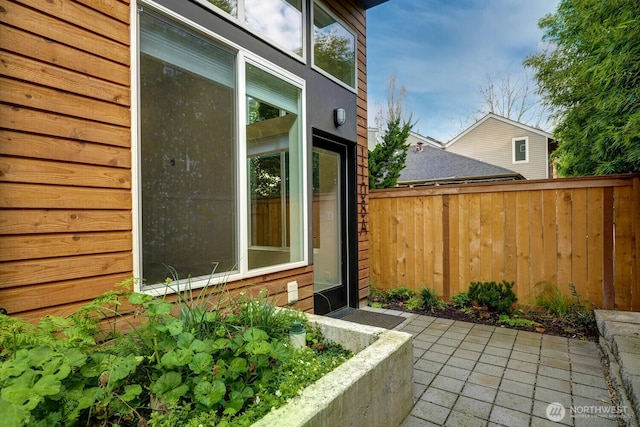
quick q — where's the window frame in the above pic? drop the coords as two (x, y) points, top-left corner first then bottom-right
(512, 136), (529, 164)
(192, 0), (307, 63)
(311, 0), (358, 93)
(133, 0), (308, 295)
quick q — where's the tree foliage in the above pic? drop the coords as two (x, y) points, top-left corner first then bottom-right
(369, 74), (415, 189)
(524, 0), (640, 176)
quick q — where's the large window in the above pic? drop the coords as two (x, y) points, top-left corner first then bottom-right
(312, 2), (356, 90)
(138, 8), (305, 288)
(202, 0), (304, 58)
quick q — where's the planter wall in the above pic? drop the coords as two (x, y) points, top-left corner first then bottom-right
(253, 314), (414, 427)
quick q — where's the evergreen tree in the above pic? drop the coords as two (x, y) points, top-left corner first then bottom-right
(525, 0), (640, 175)
(368, 117), (412, 189)
(369, 73), (415, 188)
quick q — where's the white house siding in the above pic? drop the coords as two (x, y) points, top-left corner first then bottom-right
(445, 117), (549, 179)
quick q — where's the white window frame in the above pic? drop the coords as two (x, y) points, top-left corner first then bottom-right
(132, 0), (308, 295)
(512, 136), (529, 164)
(192, 0), (307, 64)
(311, 0), (358, 93)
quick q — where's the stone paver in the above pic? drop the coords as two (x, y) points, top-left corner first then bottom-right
(378, 309), (633, 427)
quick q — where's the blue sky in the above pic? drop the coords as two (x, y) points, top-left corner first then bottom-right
(366, 0), (560, 142)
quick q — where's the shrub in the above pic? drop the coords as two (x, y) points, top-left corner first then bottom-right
(468, 281), (517, 315)
(420, 287), (445, 312)
(450, 291), (471, 309)
(385, 287), (416, 302)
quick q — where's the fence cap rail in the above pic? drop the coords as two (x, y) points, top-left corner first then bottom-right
(369, 173), (640, 198)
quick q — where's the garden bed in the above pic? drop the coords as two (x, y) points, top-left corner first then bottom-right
(253, 313), (414, 427)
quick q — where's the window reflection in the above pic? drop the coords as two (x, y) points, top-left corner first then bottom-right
(246, 64), (303, 269)
(245, 0), (303, 56)
(313, 2), (356, 88)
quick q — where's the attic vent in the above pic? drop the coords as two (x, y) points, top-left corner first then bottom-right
(415, 141), (424, 152)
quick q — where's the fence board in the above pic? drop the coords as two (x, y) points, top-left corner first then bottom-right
(490, 192), (505, 282)
(369, 174), (639, 311)
(528, 191), (544, 293)
(614, 186), (634, 310)
(515, 191), (529, 299)
(571, 188), (588, 299)
(586, 188), (604, 305)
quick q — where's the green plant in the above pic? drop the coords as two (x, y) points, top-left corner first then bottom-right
(468, 281), (517, 315)
(385, 287), (416, 302)
(534, 282), (573, 315)
(450, 291), (471, 309)
(566, 284), (597, 334)
(420, 287), (446, 312)
(498, 313), (539, 328)
(405, 297), (424, 311)
(0, 276), (351, 427)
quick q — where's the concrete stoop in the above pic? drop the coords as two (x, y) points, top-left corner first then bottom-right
(595, 310), (640, 427)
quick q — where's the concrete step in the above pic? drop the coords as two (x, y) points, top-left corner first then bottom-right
(595, 309), (640, 427)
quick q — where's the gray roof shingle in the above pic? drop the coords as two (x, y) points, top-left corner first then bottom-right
(398, 144), (523, 185)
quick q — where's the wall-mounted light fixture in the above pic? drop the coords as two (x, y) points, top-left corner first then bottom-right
(334, 108), (346, 127)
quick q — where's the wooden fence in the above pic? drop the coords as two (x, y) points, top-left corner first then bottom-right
(369, 174), (640, 311)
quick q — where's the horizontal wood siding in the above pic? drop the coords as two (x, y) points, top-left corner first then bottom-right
(369, 175), (640, 311)
(0, 0), (134, 318)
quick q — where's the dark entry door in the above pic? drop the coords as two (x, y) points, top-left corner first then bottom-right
(312, 133), (355, 315)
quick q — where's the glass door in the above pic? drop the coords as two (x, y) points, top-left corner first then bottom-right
(312, 142), (348, 314)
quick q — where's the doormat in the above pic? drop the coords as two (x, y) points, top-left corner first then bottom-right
(340, 310), (406, 330)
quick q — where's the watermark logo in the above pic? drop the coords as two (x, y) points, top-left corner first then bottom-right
(546, 402), (566, 422)
(546, 402), (630, 422)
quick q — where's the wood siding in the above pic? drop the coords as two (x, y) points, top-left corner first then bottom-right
(0, 0), (133, 321)
(446, 116), (549, 180)
(369, 175), (640, 311)
(0, 0), (372, 319)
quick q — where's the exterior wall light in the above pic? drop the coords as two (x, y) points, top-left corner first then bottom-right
(334, 107), (346, 127)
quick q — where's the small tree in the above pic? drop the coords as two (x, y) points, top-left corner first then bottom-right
(369, 73), (415, 189)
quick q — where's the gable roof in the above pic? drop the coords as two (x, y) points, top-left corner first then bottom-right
(398, 143), (523, 185)
(445, 113), (553, 148)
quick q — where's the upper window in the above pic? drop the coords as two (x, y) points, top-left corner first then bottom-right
(203, 0), (304, 58)
(312, 2), (356, 90)
(512, 137), (529, 163)
(138, 8), (306, 288)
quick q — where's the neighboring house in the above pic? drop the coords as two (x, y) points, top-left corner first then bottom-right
(444, 113), (555, 180)
(0, 0), (387, 320)
(368, 127), (442, 151)
(398, 143), (524, 186)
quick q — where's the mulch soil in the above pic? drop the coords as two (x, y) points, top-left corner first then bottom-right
(378, 301), (598, 341)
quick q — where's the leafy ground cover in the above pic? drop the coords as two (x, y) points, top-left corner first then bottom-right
(0, 281), (351, 427)
(370, 282), (598, 341)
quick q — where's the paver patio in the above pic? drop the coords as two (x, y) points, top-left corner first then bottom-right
(363, 308), (627, 427)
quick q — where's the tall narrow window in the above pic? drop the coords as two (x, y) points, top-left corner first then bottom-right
(312, 2), (356, 89)
(512, 137), (529, 163)
(246, 63), (303, 269)
(139, 11), (237, 284)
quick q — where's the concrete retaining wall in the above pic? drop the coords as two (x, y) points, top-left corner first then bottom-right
(253, 314), (414, 427)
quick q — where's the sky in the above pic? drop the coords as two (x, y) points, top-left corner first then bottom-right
(366, 0), (560, 142)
